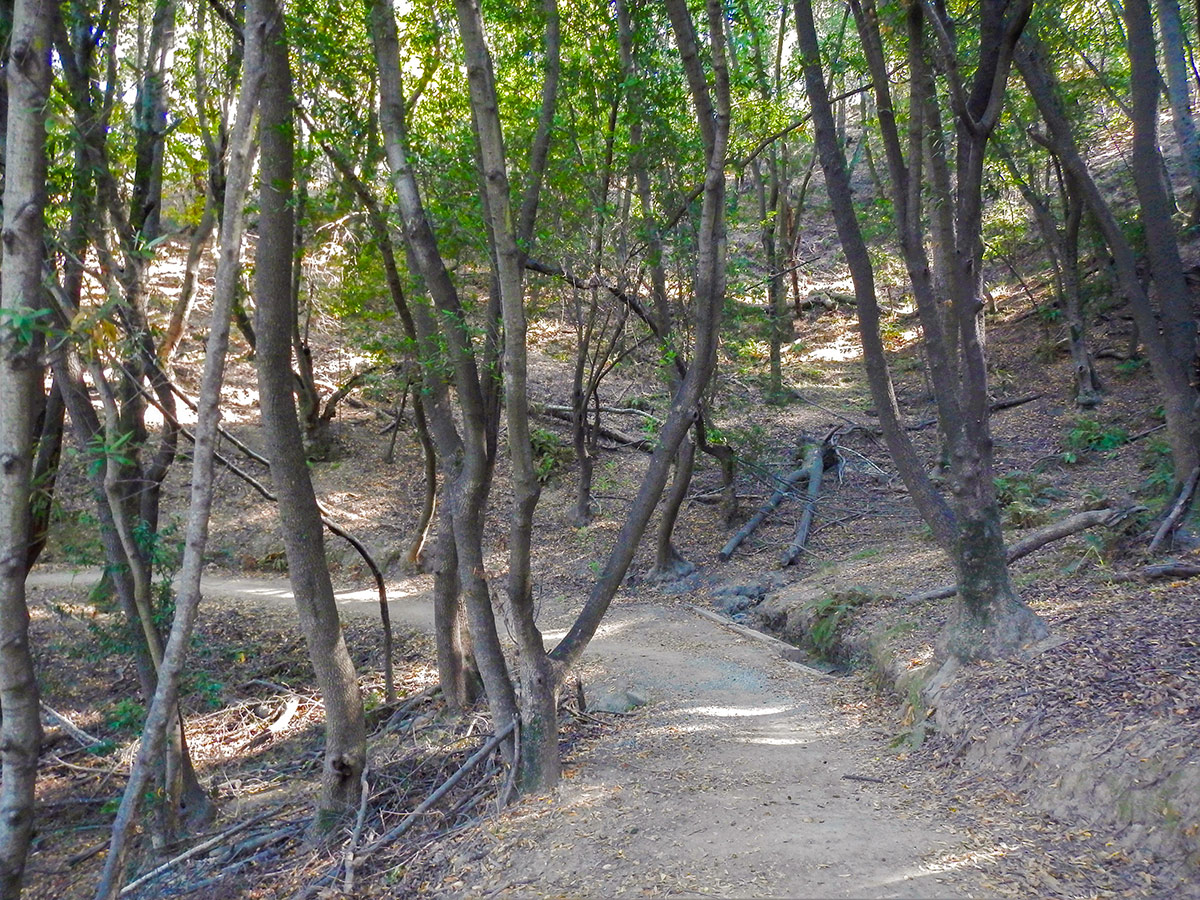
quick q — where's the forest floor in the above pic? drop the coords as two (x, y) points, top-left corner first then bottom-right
(23, 220), (1200, 898)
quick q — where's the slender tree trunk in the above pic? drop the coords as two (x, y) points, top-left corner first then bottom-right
(1156, 0), (1200, 217)
(90, 2), (265, 891)
(455, 0), (560, 791)
(552, 0), (731, 672)
(652, 436), (697, 578)
(0, 0), (50, 886)
(254, 0), (365, 820)
(1127, 0), (1200, 481)
(1018, 34), (1200, 483)
(370, 0), (519, 757)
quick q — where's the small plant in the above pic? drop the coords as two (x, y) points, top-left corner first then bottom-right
(1061, 417), (1129, 463)
(805, 589), (874, 663)
(1140, 439), (1175, 501)
(183, 672), (224, 710)
(529, 427), (573, 484)
(994, 471), (1063, 527)
(105, 698), (145, 735)
(1114, 357), (1147, 379)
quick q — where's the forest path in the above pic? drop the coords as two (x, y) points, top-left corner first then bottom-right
(29, 568), (978, 898)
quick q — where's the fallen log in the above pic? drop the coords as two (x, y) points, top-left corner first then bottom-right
(1149, 466), (1200, 554)
(904, 506), (1142, 602)
(719, 466), (810, 560)
(1110, 562), (1200, 582)
(907, 392), (1041, 431)
(536, 404), (655, 452)
(781, 440), (830, 567)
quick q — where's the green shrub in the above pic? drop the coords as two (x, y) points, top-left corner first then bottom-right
(529, 427), (573, 484)
(1062, 417), (1128, 463)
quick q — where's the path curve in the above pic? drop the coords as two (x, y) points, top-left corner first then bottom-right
(29, 568), (974, 898)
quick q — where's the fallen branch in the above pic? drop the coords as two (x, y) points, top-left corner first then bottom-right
(119, 812), (273, 895)
(905, 506), (1142, 602)
(41, 703), (102, 749)
(341, 762), (372, 894)
(720, 467), (809, 560)
(781, 440), (832, 567)
(907, 393), (1041, 431)
(542, 403), (662, 426)
(1149, 466), (1200, 554)
(536, 405), (655, 452)
(353, 718), (518, 866)
(1109, 562), (1200, 582)
(382, 684), (441, 732)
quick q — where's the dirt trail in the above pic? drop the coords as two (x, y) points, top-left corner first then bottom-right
(30, 569), (979, 898)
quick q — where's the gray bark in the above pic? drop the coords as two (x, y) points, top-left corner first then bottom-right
(0, 0), (50, 887)
(454, 0), (560, 791)
(1017, 34), (1200, 482)
(253, 0), (365, 820)
(90, 1), (264, 893)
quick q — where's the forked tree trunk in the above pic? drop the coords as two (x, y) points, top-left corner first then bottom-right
(797, 0), (1045, 662)
(455, 0), (560, 791)
(369, 0), (519, 751)
(254, 0), (365, 820)
(0, 0), (50, 887)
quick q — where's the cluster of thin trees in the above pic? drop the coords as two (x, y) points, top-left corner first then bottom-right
(2, 0), (1198, 895)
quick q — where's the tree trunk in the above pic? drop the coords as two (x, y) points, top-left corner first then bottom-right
(254, 0), (365, 821)
(552, 0), (730, 672)
(652, 436), (698, 579)
(1156, 0), (1200, 217)
(1017, 34), (1200, 484)
(90, 0), (264, 889)
(455, 0), (560, 792)
(1126, 0), (1200, 482)
(0, 0), (50, 886)
(369, 0), (519, 758)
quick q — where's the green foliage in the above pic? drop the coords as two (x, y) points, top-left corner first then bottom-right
(530, 427), (573, 484)
(105, 698), (145, 735)
(183, 672), (224, 711)
(994, 471), (1064, 528)
(0, 305), (53, 348)
(805, 589), (874, 664)
(1061, 417), (1129, 463)
(1140, 439), (1175, 501)
(86, 429), (136, 477)
(1114, 356), (1147, 379)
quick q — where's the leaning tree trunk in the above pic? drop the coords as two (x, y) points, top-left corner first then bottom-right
(90, 2), (264, 893)
(1126, 0), (1200, 483)
(254, 0), (365, 821)
(0, 0), (50, 888)
(552, 0), (731, 673)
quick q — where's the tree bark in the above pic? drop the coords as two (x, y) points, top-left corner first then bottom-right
(1156, 0), (1200, 217)
(455, 0), (560, 792)
(90, 0), (264, 891)
(1017, 34), (1200, 484)
(0, 0), (50, 886)
(254, 0), (365, 820)
(369, 0), (519, 746)
(552, 0), (730, 672)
